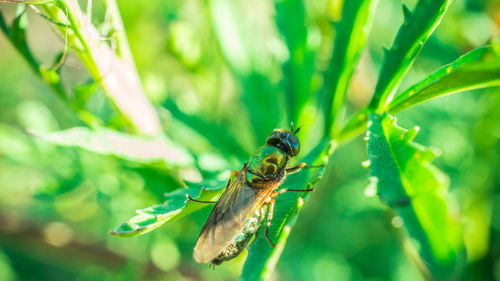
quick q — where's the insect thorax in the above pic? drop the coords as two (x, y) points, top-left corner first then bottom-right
(211, 205), (268, 265)
(246, 146), (287, 186)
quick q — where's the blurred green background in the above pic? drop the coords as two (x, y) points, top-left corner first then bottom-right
(0, 0), (499, 280)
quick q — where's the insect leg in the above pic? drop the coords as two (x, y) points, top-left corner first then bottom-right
(286, 163), (325, 174)
(272, 183), (315, 197)
(186, 168), (242, 204)
(186, 194), (217, 204)
(264, 198), (276, 247)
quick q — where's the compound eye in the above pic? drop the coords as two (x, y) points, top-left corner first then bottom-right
(288, 134), (298, 145)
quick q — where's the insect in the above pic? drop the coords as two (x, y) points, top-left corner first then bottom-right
(187, 124), (317, 265)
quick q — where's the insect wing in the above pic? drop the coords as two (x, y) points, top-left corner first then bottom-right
(193, 169), (270, 263)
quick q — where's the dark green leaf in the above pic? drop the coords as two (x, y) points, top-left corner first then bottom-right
(322, 0), (378, 135)
(0, 9), (9, 34)
(6, 5), (40, 71)
(366, 113), (465, 280)
(275, 0), (316, 124)
(163, 99), (249, 160)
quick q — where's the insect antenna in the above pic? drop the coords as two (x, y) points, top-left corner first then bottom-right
(293, 126), (301, 135)
(290, 122), (301, 134)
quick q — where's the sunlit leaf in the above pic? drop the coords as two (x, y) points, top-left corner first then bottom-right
(208, 0), (251, 74)
(339, 42), (500, 144)
(368, 0), (453, 110)
(208, 0), (281, 142)
(366, 113), (465, 280)
(275, 0), (316, 124)
(111, 179), (226, 236)
(322, 0), (378, 135)
(389, 43), (500, 113)
(32, 127), (194, 167)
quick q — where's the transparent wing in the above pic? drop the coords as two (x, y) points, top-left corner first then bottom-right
(193, 166), (273, 263)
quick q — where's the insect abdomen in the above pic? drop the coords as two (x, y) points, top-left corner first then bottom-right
(211, 206), (267, 265)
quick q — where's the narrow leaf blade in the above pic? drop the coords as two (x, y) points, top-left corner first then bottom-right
(389, 43), (500, 113)
(275, 0), (315, 124)
(368, 0), (453, 110)
(32, 127), (194, 167)
(322, 0), (378, 135)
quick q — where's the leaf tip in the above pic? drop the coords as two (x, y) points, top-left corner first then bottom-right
(382, 47), (390, 56)
(401, 126), (420, 142)
(402, 4), (412, 21)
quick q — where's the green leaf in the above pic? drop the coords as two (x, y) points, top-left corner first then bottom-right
(32, 127), (194, 167)
(208, 0), (281, 142)
(239, 140), (332, 281)
(3, 5), (40, 71)
(0, 5), (70, 102)
(163, 99), (249, 160)
(365, 113), (465, 280)
(0, 9), (8, 34)
(338, 41), (500, 145)
(208, 0), (251, 74)
(322, 0), (378, 135)
(389, 43), (500, 114)
(368, 0), (453, 111)
(111, 179), (226, 236)
(274, 0), (316, 124)
(240, 73), (281, 143)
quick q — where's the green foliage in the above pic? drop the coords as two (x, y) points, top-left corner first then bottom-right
(322, 0), (378, 135)
(275, 0), (315, 124)
(112, 179), (226, 236)
(208, 0), (281, 142)
(337, 40), (500, 144)
(366, 113), (465, 280)
(368, 0), (453, 111)
(390, 42), (500, 114)
(0, 0), (499, 280)
(32, 127), (194, 167)
(0, 6), (37, 70)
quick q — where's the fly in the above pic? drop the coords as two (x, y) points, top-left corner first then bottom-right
(187, 124), (318, 265)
